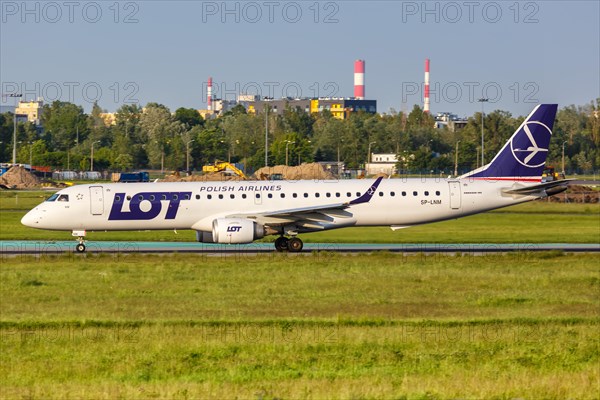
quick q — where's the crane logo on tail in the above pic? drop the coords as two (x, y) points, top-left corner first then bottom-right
(510, 121), (552, 168)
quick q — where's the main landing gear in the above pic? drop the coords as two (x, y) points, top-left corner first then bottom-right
(274, 236), (304, 252)
(72, 230), (87, 253)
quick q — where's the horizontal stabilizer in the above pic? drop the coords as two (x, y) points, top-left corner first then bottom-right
(502, 179), (573, 196)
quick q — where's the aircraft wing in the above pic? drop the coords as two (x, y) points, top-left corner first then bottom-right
(224, 177), (383, 226)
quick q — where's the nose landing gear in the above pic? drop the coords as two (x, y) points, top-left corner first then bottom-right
(72, 230), (87, 253)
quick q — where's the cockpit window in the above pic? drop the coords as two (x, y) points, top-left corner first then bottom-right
(57, 194), (69, 202)
(46, 194), (59, 202)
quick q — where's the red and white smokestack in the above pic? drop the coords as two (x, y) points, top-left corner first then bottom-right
(354, 60), (365, 100)
(424, 59), (430, 113)
(207, 76), (213, 111)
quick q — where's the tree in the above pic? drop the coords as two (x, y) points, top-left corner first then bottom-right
(174, 108), (204, 128)
(40, 101), (88, 151)
(139, 103), (186, 170)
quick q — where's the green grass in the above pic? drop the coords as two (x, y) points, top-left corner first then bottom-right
(1, 191), (599, 243)
(1, 253), (599, 398)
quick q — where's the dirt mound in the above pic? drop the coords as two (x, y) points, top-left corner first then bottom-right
(0, 166), (41, 189)
(252, 163), (336, 180)
(547, 185), (599, 203)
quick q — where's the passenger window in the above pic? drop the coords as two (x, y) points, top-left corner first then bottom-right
(161, 195), (167, 201)
(184, 194), (190, 200)
(230, 194), (235, 199)
(207, 194), (212, 200)
(356, 192), (361, 197)
(336, 193), (340, 198)
(173, 194), (179, 200)
(196, 194), (200, 200)
(114, 195), (121, 202)
(413, 191), (418, 196)
(280, 193), (285, 198)
(304, 193), (308, 198)
(402, 192), (406, 196)
(256, 194), (260, 199)
(436, 191), (441, 196)
(315, 193), (320, 198)
(293, 193), (297, 198)
(390, 192), (395, 197)
(57, 194), (69, 202)
(378, 192), (384, 197)
(346, 192), (351, 197)
(242, 194), (247, 199)
(268, 194), (273, 198)
(326, 193), (331, 198)
(424, 191), (429, 196)
(127, 196), (132, 201)
(218, 194), (223, 199)
(149, 195), (155, 201)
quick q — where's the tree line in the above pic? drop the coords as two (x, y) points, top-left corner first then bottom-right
(0, 99), (598, 175)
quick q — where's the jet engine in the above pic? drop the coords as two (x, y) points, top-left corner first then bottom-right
(211, 218), (265, 244)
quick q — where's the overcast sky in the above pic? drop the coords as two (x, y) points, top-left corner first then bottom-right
(1, 1), (598, 117)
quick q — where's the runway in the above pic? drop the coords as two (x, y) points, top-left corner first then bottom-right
(1, 241), (599, 255)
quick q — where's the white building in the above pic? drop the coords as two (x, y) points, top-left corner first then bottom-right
(366, 153), (397, 176)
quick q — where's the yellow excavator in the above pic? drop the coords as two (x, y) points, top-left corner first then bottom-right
(541, 166), (565, 183)
(202, 161), (247, 179)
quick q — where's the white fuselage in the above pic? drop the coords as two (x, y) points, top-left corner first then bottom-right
(21, 177), (537, 234)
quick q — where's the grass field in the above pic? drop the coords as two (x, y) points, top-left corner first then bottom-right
(1, 253), (599, 398)
(1, 191), (599, 243)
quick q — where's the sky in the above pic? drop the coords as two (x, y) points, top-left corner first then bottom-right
(1, 0), (599, 117)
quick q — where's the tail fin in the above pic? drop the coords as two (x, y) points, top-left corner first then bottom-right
(462, 104), (558, 181)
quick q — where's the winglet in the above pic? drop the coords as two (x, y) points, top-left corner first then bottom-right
(349, 177), (383, 205)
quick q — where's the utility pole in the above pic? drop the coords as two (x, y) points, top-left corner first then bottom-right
(478, 98), (488, 167)
(186, 139), (195, 172)
(454, 140), (460, 177)
(91, 141), (100, 171)
(2, 93), (23, 165)
(285, 140), (295, 166)
(562, 141), (568, 174)
(367, 141), (375, 168)
(264, 105), (269, 167)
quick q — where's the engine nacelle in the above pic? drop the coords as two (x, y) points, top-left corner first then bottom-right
(212, 218), (265, 244)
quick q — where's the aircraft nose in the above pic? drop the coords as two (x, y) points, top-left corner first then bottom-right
(21, 209), (40, 228)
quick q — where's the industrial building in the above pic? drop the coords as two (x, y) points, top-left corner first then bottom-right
(15, 99), (44, 125)
(201, 60), (377, 120)
(245, 97), (377, 119)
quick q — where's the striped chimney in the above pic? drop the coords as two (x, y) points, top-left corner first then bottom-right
(424, 59), (430, 113)
(207, 76), (213, 111)
(354, 60), (365, 99)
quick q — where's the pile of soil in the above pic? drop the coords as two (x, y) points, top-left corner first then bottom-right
(547, 185), (599, 203)
(0, 166), (41, 189)
(252, 163), (336, 180)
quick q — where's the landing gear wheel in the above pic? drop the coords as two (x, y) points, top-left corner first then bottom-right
(287, 237), (303, 252)
(75, 243), (86, 253)
(274, 237), (289, 252)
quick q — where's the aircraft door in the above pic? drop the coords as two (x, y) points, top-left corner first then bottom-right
(448, 181), (461, 210)
(89, 186), (104, 215)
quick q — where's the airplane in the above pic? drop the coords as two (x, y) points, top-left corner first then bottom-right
(21, 104), (571, 253)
